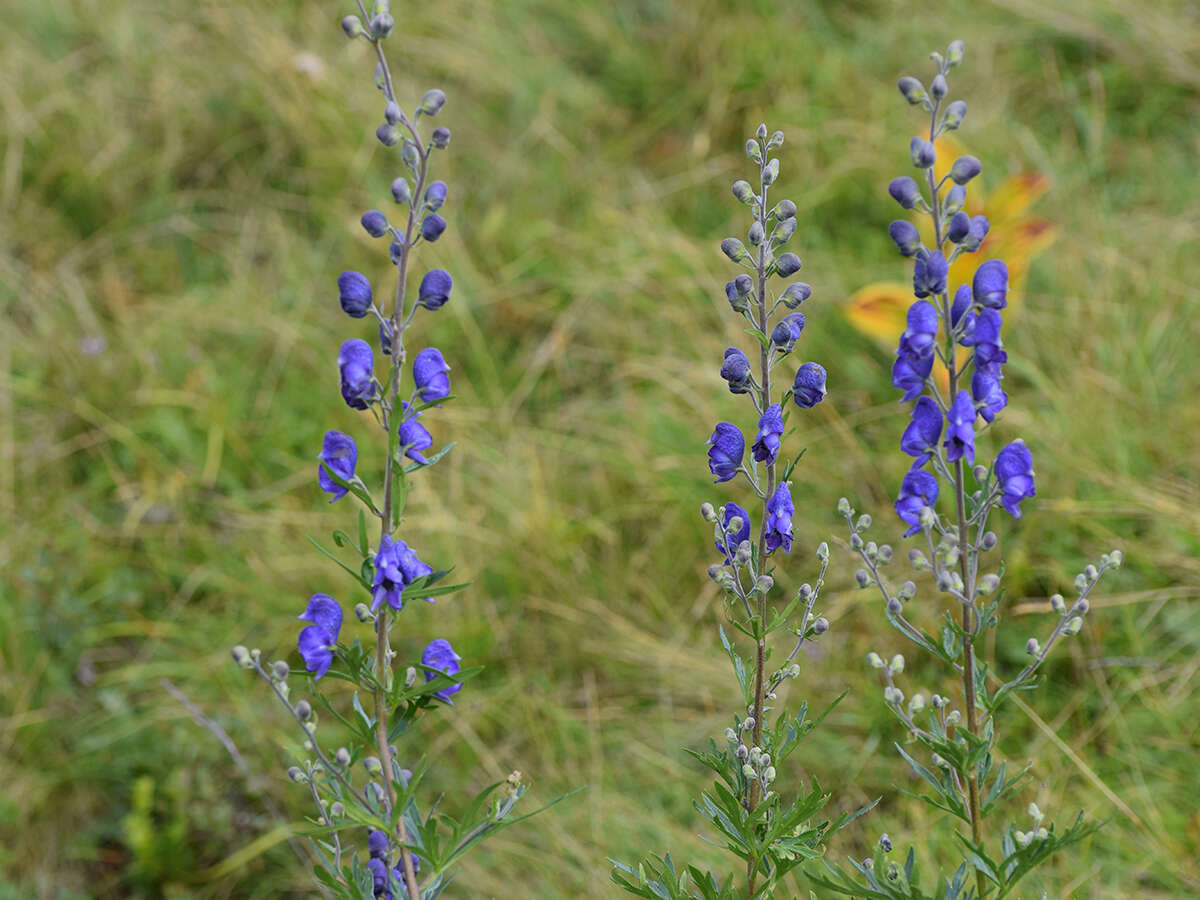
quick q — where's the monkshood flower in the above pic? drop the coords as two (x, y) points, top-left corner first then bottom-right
(422, 638), (462, 703)
(900, 396), (942, 465)
(317, 430), (357, 502)
(888, 176), (923, 210)
(371, 535), (434, 611)
(892, 339), (934, 402)
(944, 389), (977, 464)
(297, 593), (343, 680)
(338, 270), (373, 318)
(423, 180), (447, 211)
(417, 269), (453, 310)
(338, 339), (376, 410)
(902, 300), (938, 354)
(398, 403), (433, 464)
(770, 312), (806, 352)
(720, 347), (752, 394)
(894, 468), (938, 537)
(912, 249), (948, 298)
(963, 308), (1007, 375)
(888, 219), (921, 256)
(706, 422), (744, 482)
(962, 214), (990, 252)
(715, 501), (750, 563)
(764, 482), (794, 553)
(972, 369), (1008, 422)
(420, 214), (446, 242)
(752, 403), (784, 465)
(951, 284), (972, 332)
(973, 258), (1009, 308)
(361, 209), (389, 238)
(413, 348), (451, 404)
(724, 274), (754, 312)
(995, 439), (1036, 517)
(793, 362), (827, 408)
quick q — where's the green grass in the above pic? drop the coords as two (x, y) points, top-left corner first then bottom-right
(1, 0), (1198, 896)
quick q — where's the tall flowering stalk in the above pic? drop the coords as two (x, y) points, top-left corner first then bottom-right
(813, 41), (1122, 900)
(612, 124), (869, 899)
(229, 7), (543, 898)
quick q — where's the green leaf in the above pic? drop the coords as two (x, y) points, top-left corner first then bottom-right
(307, 535), (372, 590)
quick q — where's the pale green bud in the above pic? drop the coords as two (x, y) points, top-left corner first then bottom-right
(731, 180), (754, 205)
(700, 502), (716, 521)
(837, 497), (852, 516)
(767, 130), (784, 150)
(287, 766), (307, 783)
(884, 686), (904, 705)
(812, 617), (829, 635)
(745, 140), (762, 163)
(762, 158), (780, 185)
(1050, 593), (1066, 613)
(1064, 617), (1083, 635)
(1074, 573), (1088, 593)
(418, 89), (446, 117)
(816, 541), (830, 560)
(1084, 564), (1098, 581)
(978, 573), (1000, 595)
(856, 513), (872, 532)
(231, 645), (252, 668)
(336, 747), (351, 766)
(947, 40), (965, 67)
(1026, 637), (1040, 655)
(295, 700), (312, 721)
(1028, 802), (1043, 823)
(867, 652), (884, 669)
(1110, 549), (1123, 567)
(890, 654), (904, 674)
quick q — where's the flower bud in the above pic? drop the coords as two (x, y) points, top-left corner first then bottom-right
(909, 548), (930, 570)
(884, 686), (904, 705)
(856, 513), (873, 532)
(1026, 637), (1040, 655)
(401, 141), (420, 171)
(370, 12), (394, 37)
(1050, 593), (1066, 613)
(931, 74), (948, 100)
(336, 747), (351, 766)
(890, 654), (904, 674)
(1084, 564), (1098, 581)
(1014, 830), (1031, 848)
(910, 137), (936, 169)
(424, 180), (447, 211)
(1064, 617), (1083, 635)
(837, 497), (852, 516)
(866, 652), (884, 669)
(287, 766), (307, 783)
(775, 252), (802, 277)
(774, 199), (797, 220)
(886, 595), (902, 614)
(945, 709), (961, 727)
(981, 531), (998, 551)
(354, 602), (372, 622)
(764, 765), (776, 784)
(272, 660), (290, 680)
(781, 282), (811, 309)
(700, 502), (716, 521)
(727, 516), (744, 535)
(762, 158), (780, 185)
(405, 666), (418, 687)
(330, 801), (344, 818)
(1074, 573), (1088, 593)
(376, 123), (400, 147)
(1110, 549), (1123, 567)
(978, 573), (1000, 595)
(768, 129), (784, 149)
(949, 156), (982, 185)
(947, 40), (965, 66)
(888, 220), (921, 256)
(384, 101), (402, 125)
(361, 209), (389, 237)
(721, 238), (750, 263)
(735, 541), (753, 567)
(897, 76), (927, 105)
(421, 214), (446, 242)
(755, 575), (774, 593)
(771, 217), (797, 246)
(943, 184), (966, 217)
(388, 238), (406, 265)
(909, 693), (925, 713)
(231, 645), (251, 667)
(942, 99), (967, 130)
(855, 569), (871, 588)
(755, 123), (768, 141)
(1028, 802), (1043, 822)
(418, 89), (446, 117)
(432, 126), (451, 149)
(947, 211), (970, 243)
(812, 616), (829, 635)
(341, 15), (363, 38)
(742, 764), (757, 779)
(364, 756), (383, 775)
(1077, 597), (1090, 614)
(888, 176), (923, 210)
(850, 533), (864, 550)
(745, 140), (761, 163)
(295, 699), (312, 721)
(731, 180), (754, 204)
(817, 541), (830, 560)
(748, 221), (765, 246)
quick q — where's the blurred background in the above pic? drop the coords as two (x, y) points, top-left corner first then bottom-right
(2, 0), (1198, 896)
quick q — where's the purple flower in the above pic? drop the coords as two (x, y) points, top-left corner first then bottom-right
(724, 274), (754, 312)
(706, 422), (744, 483)
(962, 215), (990, 252)
(337, 271), (373, 318)
(424, 180), (447, 211)
(995, 440), (1036, 518)
(771, 312), (806, 352)
(420, 214), (446, 242)
(972, 259), (1009, 309)
(793, 362), (827, 408)
(752, 403), (784, 465)
(398, 403), (434, 464)
(781, 282), (811, 308)
(949, 156), (982, 184)
(888, 220), (921, 257)
(378, 320), (393, 356)
(361, 209), (389, 238)
(900, 396), (942, 466)
(413, 348), (451, 404)
(716, 501), (750, 563)
(368, 830), (389, 860)
(892, 339), (934, 401)
(720, 347), (752, 394)
(944, 390), (976, 464)
(950, 284), (972, 331)
(764, 482), (794, 553)
(418, 269), (452, 310)
(297, 593), (343, 680)
(946, 211), (970, 244)
(888, 176), (922, 210)
(775, 252), (803, 277)
(339, 339), (376, 410)
(422, 638), (463, 703)
(317, 430), (357, 502)
(367, 857), (405, 898)
(912, 250), (948, 298)
(972, 369), (1008, 423)
(894, 468), (939, 536)
(371, 535), (435, 611)
(902, 301), (939, 355)
(963, 308), (1007, 375)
